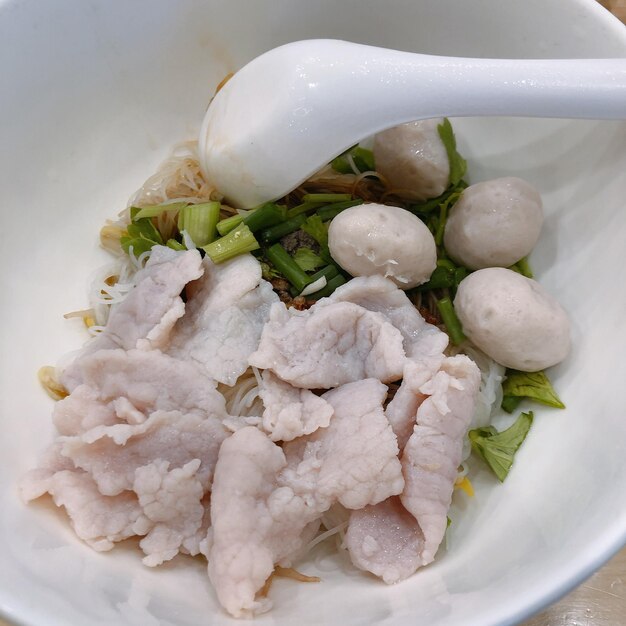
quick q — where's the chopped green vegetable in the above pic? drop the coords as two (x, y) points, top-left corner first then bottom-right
(216, 214), (245, 236)
(502, 369), (565, 409)
(447, 516), (452, 529)
(454, 266), (469, 286)
(302, 193), (352, 204)
(434, 201), (448, 246)
(308, 274), (347, 299)
(469, 411), (534, 482)
(202, 224), (259, 264)
(436, 258), (457, 271)
(166, 238), (186, 251)
(309, 264), (339, 284)
(293, 248), (325, 272)
(287, 201), (325, 219)
(301, 215), (329, 249)
(408, 180), (468, 216)
(331, 146), (376, 174)
(437, 118), (467, 186)
(316, 199), (364, 222)
(260, 214), (307, 243)
(509, 256), (534, 278)
(260, 261), (282, 281)
(419, 266), (456, 291)
(121, 213), (164, 257)
(265, 243), (312, 293)
(436, 297), (466, 345)
(244, 202), (287, 232)
(177, 202), (221, 247)
(501, 395), (523, 414)
(132, 202), (187, 220)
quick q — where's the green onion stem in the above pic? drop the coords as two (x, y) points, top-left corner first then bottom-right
(303, 193), (352, 203)
(216, 214), (245, 236)
(309, 274), (347, 299)
(435, 203), (448, 246)
(436, 297), (466, 345)
(265, 243), (312, 293)
(132, 202), (188, 220)
(202, 224), (260, 264)
(260, 214), (307, 243)
(166, 239), (186, 251)
(316, 199), (363, 222)
(310, 264), (339, 283)
(178, 202), (221, 247)
(244, 202), (287, 232)
(286, 201), (325, 219)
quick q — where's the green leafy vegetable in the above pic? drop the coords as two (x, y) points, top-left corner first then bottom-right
(408, 180), (468, 216)
(202, 224), (259, 264)
(260, 262), (282, 282)
(437, 118), (467, 186)
(301, 215), (328, 249)
(293, 248), (325, 272)
(502, 370), (565, 409)
(501, 395), (522, 414)
(120, 211), (164, 257)
(469, 411), (534, 482)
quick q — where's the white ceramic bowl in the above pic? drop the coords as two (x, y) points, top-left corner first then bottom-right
(1, 1), (625, 625)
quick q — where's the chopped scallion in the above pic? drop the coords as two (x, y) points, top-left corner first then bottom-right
(303, 193), (352, 203)
(132, 202), (188, 220)
(436, 297), (466, 345)
(260, 214), (307, 244)
(202, 224), (259, 264)
(216, 214), (245, 236)
(316, 199), (363, 222)
(243, 202), (287, 232)
(177, 202), (221, 247)
(308, 274), (347, 299)
(286, 201), (325, 219)
(265, 243), (312, 293)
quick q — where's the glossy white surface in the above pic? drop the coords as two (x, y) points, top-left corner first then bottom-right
(199, 40), (626, 207)
(0, 1), (625, 625)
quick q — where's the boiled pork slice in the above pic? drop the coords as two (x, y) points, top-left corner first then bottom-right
(53, 348), (226, 436)
(345, 355), (480, 582)
(209, 379), (404, 618)
(61, 247), (203, 390)
(258, 370), (333, 442)
(329, 276), (449, 359)
(62, 409), (229, 495)
(169, 254), (279, 386)
(345, 497), (424, 584)
(401, 355), (480, 565)
(249, 301), (406, 388)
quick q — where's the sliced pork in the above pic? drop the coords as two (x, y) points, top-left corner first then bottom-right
(400, 355), (480, 565)
(329, 276), (448, 358)
(259, 370), (333, 442)
(62, 410), (229, 495)
(61, 247), (203, 390)
(169, 255), (279, 385)
(53, 349), (225, 436)
(249, 302), (406, 388)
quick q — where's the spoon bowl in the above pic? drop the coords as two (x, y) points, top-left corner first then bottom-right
(199, 39), (626, 207)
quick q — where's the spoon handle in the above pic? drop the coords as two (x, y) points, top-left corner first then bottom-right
(358, 50), (626, 122)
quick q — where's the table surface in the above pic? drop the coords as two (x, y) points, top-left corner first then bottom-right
(1, 2), (624, 626)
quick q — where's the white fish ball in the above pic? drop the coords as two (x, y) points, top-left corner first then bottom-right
(454, 268), (570, 371)
(373, 119), (449, 200)
(444, 177), (543, 270)
(328, 203), (437, 289)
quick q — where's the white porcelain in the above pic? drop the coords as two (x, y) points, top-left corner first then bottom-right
(200, 40), (626, 207)
(0, 1), (625, 625)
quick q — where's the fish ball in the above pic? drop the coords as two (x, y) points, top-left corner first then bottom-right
(444, 177), (543, 270)
(454, 268), (570, 371)
(373, 119), (449, 200)
(328, 204), (436, 289)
